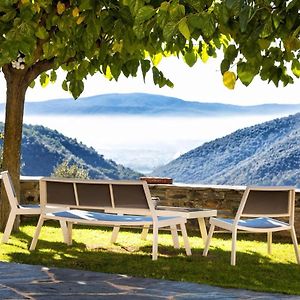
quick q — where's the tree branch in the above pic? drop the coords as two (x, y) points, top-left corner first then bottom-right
(24, 59), (55, 86)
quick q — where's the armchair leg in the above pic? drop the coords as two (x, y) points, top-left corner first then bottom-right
(203, 224), (215, 256)
(29, 215), (45, 250)
(152, 224), (159, 260)
(1, 212), (16, 243)
(231, 229), (237, 266)
(290, 226), (300, 264)
(180, 222), (191, 256)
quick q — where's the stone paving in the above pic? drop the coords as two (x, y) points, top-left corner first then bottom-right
(0, 262), (299, 299)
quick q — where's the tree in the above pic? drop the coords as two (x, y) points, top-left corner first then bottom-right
(51, 159), (89, 179)
(0, 0), (299, 229)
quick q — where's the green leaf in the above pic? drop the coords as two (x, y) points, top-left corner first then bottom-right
(29, 80), (35, 89)
(62, 80), (68, 91)
(40, 73), (50, 87)
(35, 26), (49, 40)
(221, 58), (230, 74)
(292, 59), (300, 78)
(224, 45), (238, 63)
(184, 51), (197, 67)
(69, 79), (84, 99)
(79, 0), (94, 10)
(141, 59), (151, 81)
(50, 70), (57, 83)
(163, 22), (176, 41)
(178, 18), (190, 40)
(237, 62), (255, 86)
(225, 0), (241, 14)
(0, 9), (16, 22)
(135, 6), (155, 24)
(260, 17), (273, 38)
(239, 6), (250, 33)
(287, 0), (299, 11)
(189, 13), (215, 38)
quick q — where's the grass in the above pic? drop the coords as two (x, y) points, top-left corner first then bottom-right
(1, 218), (300, 295)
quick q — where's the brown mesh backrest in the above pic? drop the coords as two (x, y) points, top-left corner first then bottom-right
(76, 183), (111, 207)
(46, 181), (76, 205)
(242, 190), (290, 215)
(112, 184), (149, 209)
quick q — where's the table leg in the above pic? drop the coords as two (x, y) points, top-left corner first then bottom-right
(198, 217), (208, 246)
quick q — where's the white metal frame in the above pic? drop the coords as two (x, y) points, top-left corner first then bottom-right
(1, 171), (70, 244)
(203, 186), (300, 266)
(1, 171), (42, 243)
(30, 178), (192, 260)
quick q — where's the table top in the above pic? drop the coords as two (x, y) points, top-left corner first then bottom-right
(156, 206), (217, 218)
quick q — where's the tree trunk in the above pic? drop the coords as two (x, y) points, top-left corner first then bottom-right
(0, 65), (28, 231)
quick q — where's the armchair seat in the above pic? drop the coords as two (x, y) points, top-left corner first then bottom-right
(215, 217), (290, 230)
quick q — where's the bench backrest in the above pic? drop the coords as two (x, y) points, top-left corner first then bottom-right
(40, 177), (156, 216)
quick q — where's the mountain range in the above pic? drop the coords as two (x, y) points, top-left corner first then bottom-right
(1, 93), (300, 116)
(152, 112), (300, 187)
(0, 122), (141, 179)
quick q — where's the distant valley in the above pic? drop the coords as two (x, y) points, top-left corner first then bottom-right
(152, 112), (300, 187)
(1, 93), (300, 116)
(0, 122), (141, 179)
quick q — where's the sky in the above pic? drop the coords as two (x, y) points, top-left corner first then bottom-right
(0, 56), (299, 106)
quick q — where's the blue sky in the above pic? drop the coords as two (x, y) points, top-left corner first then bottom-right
(0, 56), (299, 106)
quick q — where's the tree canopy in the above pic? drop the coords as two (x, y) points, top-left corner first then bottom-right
(0, 0), (299, 95)
(0, 0), (299, 229)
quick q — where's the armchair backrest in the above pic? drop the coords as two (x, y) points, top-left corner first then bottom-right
(235, 186), (295, 224)
(1, 171), (19, 208)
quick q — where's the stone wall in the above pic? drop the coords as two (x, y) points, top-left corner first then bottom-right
(19, 179), (300, 238)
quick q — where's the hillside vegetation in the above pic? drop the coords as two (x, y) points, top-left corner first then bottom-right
(0, 122), (141, 179)
(152, 113), (300, 187)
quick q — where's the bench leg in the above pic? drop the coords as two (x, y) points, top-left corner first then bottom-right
(198, 217), (208, 246)
(267, 232), (272, 255)
(170, 225), (180, 249)
(67, 222), (73, 245)
(1, 211), (16, 243)
(29, 215), (45, 251)
(111, 226), (120, 243)
(180, 223), (191, 256)
(59, 221), (71, 245)
(141, 225), (150, 240)
(152, 224), (159, 260)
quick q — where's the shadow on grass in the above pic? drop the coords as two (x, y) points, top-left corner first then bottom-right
(3, 221), (300, 295)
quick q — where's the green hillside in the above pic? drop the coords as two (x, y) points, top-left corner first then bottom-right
(0, 122), (141, 179)
(152, 113), (300, 187)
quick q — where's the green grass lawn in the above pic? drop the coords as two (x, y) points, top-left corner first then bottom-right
(1, 218), (300, 295)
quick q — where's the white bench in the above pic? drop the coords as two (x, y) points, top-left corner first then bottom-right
(29, 178), (191, 260)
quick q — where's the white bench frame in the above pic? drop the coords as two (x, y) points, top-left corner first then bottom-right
(29, 178), (192, 260)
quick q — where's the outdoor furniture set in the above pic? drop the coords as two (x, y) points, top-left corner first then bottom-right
(1, 170), (299, 265)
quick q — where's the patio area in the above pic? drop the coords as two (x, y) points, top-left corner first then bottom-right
(1, 261), (299, 299)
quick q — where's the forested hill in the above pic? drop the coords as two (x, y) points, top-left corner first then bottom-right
(152, 113), (300, 187)
(0, 122), (141, 179)
(1, 93), (300, 116)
